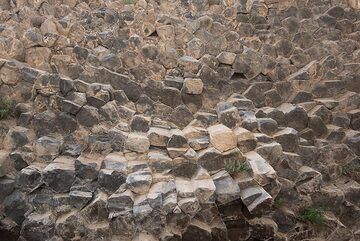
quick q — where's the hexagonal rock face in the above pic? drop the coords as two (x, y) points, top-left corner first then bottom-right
(42, 156), (75, 193)
(182, 78), (204, 94)
(126, 170), (153, 194)
(2, 0), (360, 239)
(125, 133), (150, 153)
(207, 124), (237, 152)
(245, 151), (276, 186)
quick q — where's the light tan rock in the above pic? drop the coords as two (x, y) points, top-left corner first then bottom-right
(217, 52), (236, 65)
(0, 150), (10, 177)
(348, 0), (360, 9)
(125, 133), (150, 153)
(234, 127), (257, 152)
(183, 78), (204, 95)
(147, 127), (171, 147)
(208, 124), (237, 152)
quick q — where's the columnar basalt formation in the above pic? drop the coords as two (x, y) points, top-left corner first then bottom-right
(0, 0), (359, 241)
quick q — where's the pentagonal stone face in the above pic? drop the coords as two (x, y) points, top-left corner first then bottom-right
(2, 0), (360, 239)
(3, 191), (29, 225)
(170, 105), (194, 129)
(98, 169), (126, 193)
(130, 115), (151, 132)
(208, 124), (237, 153)
(160, 87), (182, 108)
(42, 156), (76, 193)
(182, 78), (204, 95)
(278, 104), (308, 131)
(126, 170), (152, 194)
(273, 128), (299, 152)
(15, 165), (43, 190)
(76, 105), (100, 127)
(21, 211), (56, 241)
(125, 133), (150, 153)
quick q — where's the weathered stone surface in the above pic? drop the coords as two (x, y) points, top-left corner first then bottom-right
(76, 105), (100, 127)
(212, 170), (241, 204)
(21, 211), (56, 241)
(0, 150), (10, 177)
(0, 176), (15, 202)
(148, 127), (171, 147)
(125, 133), (150, 153)
(34, 136), (62, 162)
(98, 153), (127, 193)
(170, 105), (194, 129)
(182, 219), (212, 241)
(245, 151), (276, 185)
(2, 126), (35, 151)
(3, 191), (29, 225)
(273, 128), (299, 152)
(16, 164), (43, 190)
(240, 186), (272, 214)
(234, 127), (257, 153)
(167, 129), (189, 158)
(217, 106), (240, 128)
(0, 1), (359, 239)
(130, 115), (151, 132)
(208, 124), (237, 153)
(69, 190), (93, 209)
(75, 154), (103, 181)
(278, 103), (308, 131)
(182, 78), (204, 95)
(126, 169), (152, 194)
(257, 118), (278, 135)
(42, 156), (75, 193)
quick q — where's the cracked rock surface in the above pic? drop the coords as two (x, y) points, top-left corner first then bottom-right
(0, 0), (360, 240)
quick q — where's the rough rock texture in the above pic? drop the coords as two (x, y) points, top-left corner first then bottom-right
(0, 0), (359, 241)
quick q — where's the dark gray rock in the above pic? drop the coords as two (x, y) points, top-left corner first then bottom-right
(75, 154), (103, 181)
(15, 165), (42, 190)
(273, 128), (299, 152)
(3, 191), (29, 225)
(0, 176), (15, 202)
(42, 157), (75, 193)
(98, 169), (126, 193)
(62, 100), (82, 115)
(279, 104), (308, 131)
(69, 190), (93, 209)
(160, 87), (182, 108)
(21, 211), (55, 241)
(130, 115), (151, 132)
(257, 118), (278, 135)
(76, 105), (100, 127)
(170, 105), (193, 129)
(218, 106), (240, 129)
(182, 220), (212, 241)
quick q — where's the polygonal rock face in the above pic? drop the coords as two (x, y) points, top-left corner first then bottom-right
(182, 78), (204, 95)
(126, 170), (153, 194)
(125, 133), (150, 153)
(208, 124), (237, 153)
(42, 156), (75, 193)
(1, 1), (360, 240)
(0, 150), (10, 177)
(245, 151), (276, 186)
(147, 127), (171, 147)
